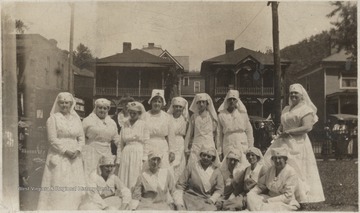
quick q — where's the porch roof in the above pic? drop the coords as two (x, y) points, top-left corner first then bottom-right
(96, 63), (168, 68)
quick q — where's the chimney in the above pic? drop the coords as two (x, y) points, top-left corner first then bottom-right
(148, 43), (155, 48)
(123, 42), (131, 52)
(225, 40), (235, 53)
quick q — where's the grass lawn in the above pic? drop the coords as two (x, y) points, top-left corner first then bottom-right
(303, 160), (358, 211)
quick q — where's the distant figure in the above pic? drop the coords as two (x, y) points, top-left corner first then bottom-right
(37, 92), (86, 210)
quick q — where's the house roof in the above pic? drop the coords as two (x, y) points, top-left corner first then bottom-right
(97, 49), (174, 66)
(159, 50), (184, 70)
(322, 50), (353, 62)
(203, 47), (289, 65)
(174, 56), (190, 72)
(74, 68), (94, 77)
(141, 47), (164, 56)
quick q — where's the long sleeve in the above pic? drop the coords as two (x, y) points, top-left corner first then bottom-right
(174, 164), (192, 206)
(267, 173), (298, 204)
(46, 116), (67, 154)
(76, 118), (85, 152)
(86, 173), (108, 210)
(184, 115), (194, 152)
(132, 176), (143, 201)
(115, 131), (124, 164)
(209, 169), (224, 203)
(217, 120), (224, 155)
(245, 116), (254, 147)
(167, 115), (176, 153)
(114, 176), (131, 204)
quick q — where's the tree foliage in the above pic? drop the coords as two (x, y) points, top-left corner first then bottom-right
(73, 43), (95, 71)
(327, 1), (357, 60)
(15, 19), (29, 34)
(280, 31), (332, 86)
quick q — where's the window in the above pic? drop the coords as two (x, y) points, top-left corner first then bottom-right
(340, 73), (357, 89)
(183, 77), (189, 86)
(194, 81), (200, 93)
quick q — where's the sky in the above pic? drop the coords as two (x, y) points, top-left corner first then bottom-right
(5, 1), (342, 71)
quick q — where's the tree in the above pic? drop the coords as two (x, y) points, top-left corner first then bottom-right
(15, 19), (29, 34)
(72, 43), (95, 71)
(327, 1), (357, 60)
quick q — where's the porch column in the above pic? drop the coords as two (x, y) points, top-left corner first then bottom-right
(214, 69), (219, 96)
(161, 70), (164, 89)
(138, 70), (141, 97)
(234, 69), (240, 89)
(338, 96), (341, 114)
(116, 70), (119, 97)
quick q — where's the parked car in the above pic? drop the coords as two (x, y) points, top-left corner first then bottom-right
(327, 114), (358, 159)
(249, 116), (275, 154)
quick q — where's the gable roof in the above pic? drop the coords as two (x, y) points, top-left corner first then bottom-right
(174, 56), (190, 72)
(322, 50), (353, 62)
(159, 50), (184, 70)
(74, 68), (94, 78)
(141, 47), (164, 56)
(97, 49), (174, 66)
(203, 47), (289, 65)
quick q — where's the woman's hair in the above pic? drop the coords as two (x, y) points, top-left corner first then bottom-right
(151, 96), (164, 104)
(200, 152), (216, 162)
(271, 156), (288, 161)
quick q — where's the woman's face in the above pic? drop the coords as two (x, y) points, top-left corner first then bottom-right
(172, 105), (184, 118)
(246, 152), (259, 165)
(272, 156), (287, 170)
(58, 100), (72, 114)
(227, 157), (239, 171)
(148, 157), (161, 173)
(151, 97), (163, 112)
(95, 104), (109, 119)
(129, 110), (140, 121)
(197, 100), (208, 113)
(289, 91), (302, 106)
(227, 98), (238, 110)
(100, 165), (114, 177)
(200, 152), (214, 167)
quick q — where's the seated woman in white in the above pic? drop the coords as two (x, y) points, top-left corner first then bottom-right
(175, 144), (224, 211)
(79, 155), (131, 210)
(131, 151), (176, 210)
(246, 146), (300, 211)
(218, 147), (266, 210)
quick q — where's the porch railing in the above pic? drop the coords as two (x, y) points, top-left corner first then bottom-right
(215, 87), (274, 96)
(96, 87), (152, 97)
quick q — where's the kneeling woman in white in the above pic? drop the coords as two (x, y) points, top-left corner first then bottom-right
(131, 151), (177, 210)
(247, 147), (300, 211)
(79, 155), (131, 210)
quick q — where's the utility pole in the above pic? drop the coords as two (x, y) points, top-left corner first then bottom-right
(68, 3), (75, 94)
(269, 1), (282, 128)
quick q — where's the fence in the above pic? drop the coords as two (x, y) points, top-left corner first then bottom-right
(309, 129), (358, 159)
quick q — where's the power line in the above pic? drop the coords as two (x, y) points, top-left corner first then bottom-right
(234, 4), (267, 40)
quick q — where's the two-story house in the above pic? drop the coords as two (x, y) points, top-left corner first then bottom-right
(297, 50), (357, 131)
(200, 40), (290, 117)
(95, 42), (176, 112)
